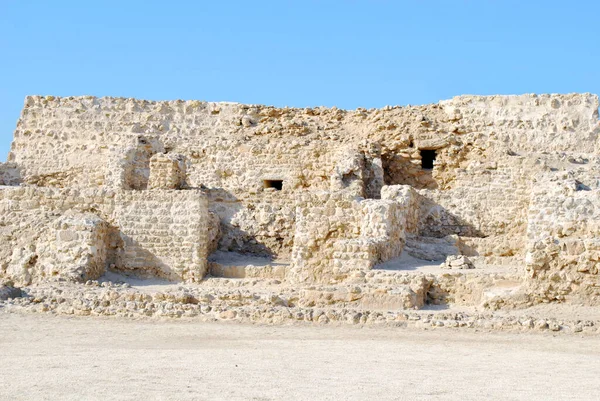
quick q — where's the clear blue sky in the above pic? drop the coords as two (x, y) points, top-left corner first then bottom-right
(1, 1), (599, 161)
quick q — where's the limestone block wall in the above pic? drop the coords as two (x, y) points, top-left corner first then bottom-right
(381, 185), (420, 235)
(328, 149), (369, 196)
(2, 209), (109, 285)
(43, 212), (109, 282)
(148, 153), (186, 189)
(381, 146), (439, 190)
(440, 93), (600, 153)
(11, 94), (597, 193)
(7, 97), (361, 193)
(290, 192), (364, 283)
(207, 189), (296, 258)
(355, 199), (405, 261)
(0, 186), (209, 283)
(417, 156), (534, 257)
(290, 189), (412, 283)
(102, 136), (165, 191)
(0, 187), (115, 284)
(6, 93), (599, 271)
(186, 140), (345, 193)
(121, 138), (165, 190)
(0, 162), (21, 186)
(112, 190), (209, 281)
(525, 167), (600, 304)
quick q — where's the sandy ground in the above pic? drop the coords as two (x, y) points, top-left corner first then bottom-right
(1, 313), (599, 401)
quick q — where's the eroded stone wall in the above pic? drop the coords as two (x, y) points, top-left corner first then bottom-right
(290, 187), (415, 283)
(525, 165), (600, 304)
(148, 153), (186, 190)
(0, 186), (209, 284)
(12, 94), (598, 189)
(8, 94), (598, 260)
(0, 162), (21, 186)
(4, 93), (600, 306)
(47, 212), (109, 281)
(417, 156), (535, 257)
(112, 190), (209, 281)
(439, 94), (600, 153)
(207, 189), (296, 258)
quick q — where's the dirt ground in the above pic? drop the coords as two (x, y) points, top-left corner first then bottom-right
(1, 312), (599, 401)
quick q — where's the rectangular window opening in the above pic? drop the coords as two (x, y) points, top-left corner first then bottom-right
(263, 179), (283, 190)
(420, 149), (437, 170)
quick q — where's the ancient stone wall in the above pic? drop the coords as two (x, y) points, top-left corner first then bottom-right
(148, 153), (186, 190)
(7, 97), (364, 195)
(440, 94), (600, 153)
(380, 185), (420, 235)
(9, 95), (597, 248)
(207, 189), (296, 258)
(111, 190), (209, 281)
(525, 165), (600, 304)
(0, 162), (21, 186)
(417, 156), (534, 257)
(4, 93), (600, 303)
(46, 212), (109, 281)
(0, 186), (209, 284)
(290, 191), (364, 283)
(187, 140), (355, 194)
(290, 187), (414, 283)
(12, 94), (597, 190)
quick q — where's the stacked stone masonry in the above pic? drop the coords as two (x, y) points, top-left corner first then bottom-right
(1, 92), (600, 312)
(0, 187), (209, 284)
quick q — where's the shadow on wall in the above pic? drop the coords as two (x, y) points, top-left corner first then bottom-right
(381, 150), (439, 190)
(206, 188), (292, 260)
(107, 230), (182, 281)
(68, 210), (184, 282)
(0, 163), (22, 186)
(220, 224), (276, 257)
(418, 196), (487, 240)
(206, 183), (488, 264)
(123, 137), (156, 190)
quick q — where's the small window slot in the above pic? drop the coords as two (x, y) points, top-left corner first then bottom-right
(420, 149), (437, 170)
(263, 180), (283, 190)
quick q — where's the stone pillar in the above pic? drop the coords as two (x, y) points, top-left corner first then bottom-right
(148, 153), (186, 189)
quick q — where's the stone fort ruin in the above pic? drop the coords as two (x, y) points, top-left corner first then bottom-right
(1, 93), (599, 315)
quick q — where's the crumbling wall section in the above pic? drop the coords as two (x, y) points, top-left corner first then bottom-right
(290, 192), (364, 283)
(0, 187), (115, 285)
(329, 148), (368, 196)
(417, 156), (534, 257)
(440, 93), (600, 153)
(8, 96), (355, 193)
(0, 186), (209, 284)
(112, 190), (208, 281)
(525, 167), (600, 305)
(0, 162), (21, 186)
(2, 210), (109, 285)
(381, 185), (420, 235)
(5, 93), (600, 293)
(290, 189), (414, 283)
(207, 189), (296, 258)
(44, 212), (109, 282)
(9, 93), (597, 194)
(148, 153), (186, 189)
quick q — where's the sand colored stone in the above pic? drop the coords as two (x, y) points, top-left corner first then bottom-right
(1, 93), (599, 325)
